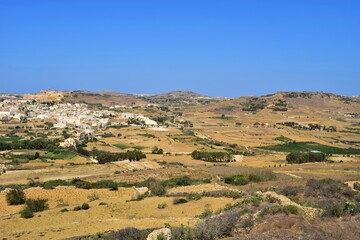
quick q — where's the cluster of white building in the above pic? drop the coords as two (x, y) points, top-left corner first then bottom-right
(0, 99), (111, 131)
(119, 112), (158, 127)
(0, 97), (158, 131)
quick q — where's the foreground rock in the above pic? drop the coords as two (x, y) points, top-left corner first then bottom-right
(147, 228), (171, 240)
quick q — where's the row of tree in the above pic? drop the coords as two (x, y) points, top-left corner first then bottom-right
(0, 138), (59, 151)
(191, 150), (232, 162)
(286, 152), (326, 164)
(93, 150), (146, 164)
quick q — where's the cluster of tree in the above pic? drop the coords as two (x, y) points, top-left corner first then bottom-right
(77, 146), (90, 156)
(191, 150), (232, 162)
(272, 107), (288, 111)
(283, 92), (313, 99)
(223, 148), (255, 156)
(242, 98), (267, 112)
(277, 122), (336, 132)
(93, 150), (146, 164)
(286, 152), (327, 164)
(0, 138), (59, 151)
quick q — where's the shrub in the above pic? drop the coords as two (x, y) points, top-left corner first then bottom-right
(162, 176), (192, 188)
(354, 182), (360, 191)
(281, 186), (302, 197)
(107, 227), (152, 240)
(60, 208), (69, 213)
(88, 192), (100, 202)
(73, 206), (81, 211)
(56, 198), (69, 207)
(260, 205), (302, 217)
(6, 189), (26, 205)
(42, 179), (71, 189)
(135, 194), (146, 201)
(25, 198), (49, 212)
(266, 195), (280, 203)
(81, 203), (90, 210)
(225, 175), (249, 186)
(148, 179), (166, 196)
(187, 193), (203, 201)
(157, 202), (168, 209)
(320, 199), (345, 218)
(305, 178), (353, 198)
(72, 178), (92, 189)
(195, 209), (242, 240)
(152, 147), (164, 154)
(20, 207), (34, 219)
(173, 198), (188, 205)
(197, 205), (213, 219)
(93, 180), (118, 191)
(171, 224), (194, 240)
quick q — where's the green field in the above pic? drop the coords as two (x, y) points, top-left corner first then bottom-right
(209, 116), (235, 120)
(273, 136), (293, 142)
(113, 143), (129, 149)
(0, 136), (22, 142)
(258, 142), (360, 155)
(45, 151), (78, 159)
(133, 145), (146, 150)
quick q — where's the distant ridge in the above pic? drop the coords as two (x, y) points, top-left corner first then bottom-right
(153, 90), (209, 99)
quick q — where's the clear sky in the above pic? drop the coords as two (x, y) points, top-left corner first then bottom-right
(0, 0), (359, 97)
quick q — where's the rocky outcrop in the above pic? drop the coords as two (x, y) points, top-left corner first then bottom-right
(147, 228), (171, 240)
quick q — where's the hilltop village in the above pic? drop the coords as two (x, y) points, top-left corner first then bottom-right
(0, 92), (160, 135)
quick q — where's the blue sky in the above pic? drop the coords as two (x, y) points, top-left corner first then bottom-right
(0, 0), (359, 97)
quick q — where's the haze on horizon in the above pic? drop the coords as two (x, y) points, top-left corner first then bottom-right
(1, 1), (359, 97)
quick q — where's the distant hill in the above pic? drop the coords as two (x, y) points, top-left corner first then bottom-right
(153, 91), (210, 99)
(199, 91), (360, 115)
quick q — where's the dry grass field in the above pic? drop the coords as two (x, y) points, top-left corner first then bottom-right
(0, 187), (235, 240)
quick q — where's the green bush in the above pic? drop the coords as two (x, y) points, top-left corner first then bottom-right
(173, 198), (188, 205)
(20, 207), (34, 219)
(6, 189), (26, 205)
(43, 179), (71, 189)
(93, 180), (118, 191)
(157, 202), (168, 209)
(224, 171), (276, 186)
(161, 176), (192, 188)
(81, 203), (90, 210)
(25, 198), (49, 212)
(260, 205), (302, 217)
(71, 178), (92, 189)
(224, 175), (249, 186)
